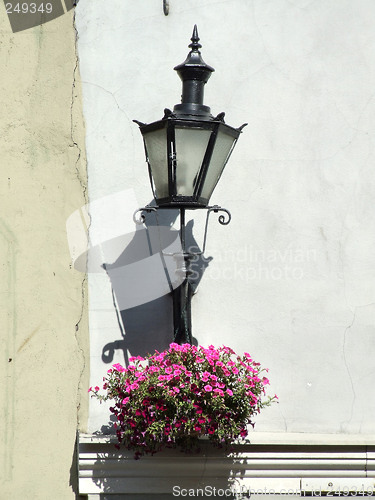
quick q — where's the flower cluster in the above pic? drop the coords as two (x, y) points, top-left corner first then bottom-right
(90, 343), (276, 459)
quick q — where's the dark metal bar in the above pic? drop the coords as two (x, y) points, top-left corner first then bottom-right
(173, 208), (193, 344)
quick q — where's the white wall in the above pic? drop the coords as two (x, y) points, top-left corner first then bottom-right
(76, 0), (375, 435)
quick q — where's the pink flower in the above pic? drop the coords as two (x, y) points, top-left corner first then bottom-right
(213, 388), (224, 397)
(89, 343), (275, 457)
(129, 355), (145, 363)
(113, 363), (125, 372)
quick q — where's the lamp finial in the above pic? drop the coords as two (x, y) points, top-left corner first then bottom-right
(189, 25), (202, 51)
(173, 26), (215, 118)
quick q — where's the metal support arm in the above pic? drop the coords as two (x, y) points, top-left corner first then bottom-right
(133, 205), (231, 344)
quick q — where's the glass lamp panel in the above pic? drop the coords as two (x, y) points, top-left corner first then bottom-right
(174, 126), (212, 197)
(143, 126), (169, 200)
(201, 128), (237, 201)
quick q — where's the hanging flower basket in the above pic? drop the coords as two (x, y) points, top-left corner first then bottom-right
(90, 343), (277, 459)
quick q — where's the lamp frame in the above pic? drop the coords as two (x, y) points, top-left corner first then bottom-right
(139, 114), (241, 208)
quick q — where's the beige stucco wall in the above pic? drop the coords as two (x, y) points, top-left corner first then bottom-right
(0, 7), (88, 499)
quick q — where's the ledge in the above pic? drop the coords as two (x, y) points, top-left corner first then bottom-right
(78, 432), (375, 497)
(80, 431), (375, 446)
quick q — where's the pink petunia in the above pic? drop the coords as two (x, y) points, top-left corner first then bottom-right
(213, 388), (224, 397)
(204, 385), (213, 392)
(113, 363), (125, 372)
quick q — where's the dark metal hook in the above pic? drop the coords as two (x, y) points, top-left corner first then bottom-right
(133, 206), (157, 225)
(163, 0), (169, 15)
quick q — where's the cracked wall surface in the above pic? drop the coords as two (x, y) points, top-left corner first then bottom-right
(0, 6), (89, 499)
(76, 0), (375, 437)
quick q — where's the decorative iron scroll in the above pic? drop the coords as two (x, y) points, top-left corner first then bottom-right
(133, 205), (231, 256)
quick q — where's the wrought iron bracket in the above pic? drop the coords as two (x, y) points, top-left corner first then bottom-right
(132, 204), (231, 345)
(199, 205), (231, 255)
(133, 204), (231, 257)
(133, 206), (158, 225)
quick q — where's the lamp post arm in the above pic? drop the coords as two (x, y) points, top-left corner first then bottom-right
(132, 204), (231, 345)
(133, 206), (158, 225)
(196, 205), (231, 256)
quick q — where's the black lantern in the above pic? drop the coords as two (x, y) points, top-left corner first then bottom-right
(134, 26), (245, 345)
(135, 26), (244, 208)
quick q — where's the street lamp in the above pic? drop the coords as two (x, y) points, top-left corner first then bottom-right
(134, 26), (246, 344)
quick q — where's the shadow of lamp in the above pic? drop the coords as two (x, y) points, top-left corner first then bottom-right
(133, 25), (246, 345)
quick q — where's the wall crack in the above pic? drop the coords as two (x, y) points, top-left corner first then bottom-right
(71, 8), (89, 429)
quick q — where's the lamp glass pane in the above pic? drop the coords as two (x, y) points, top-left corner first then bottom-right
(143, 126), (169, 199)
(201, 129), (237, 201)
(175, 127), (212, 196)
